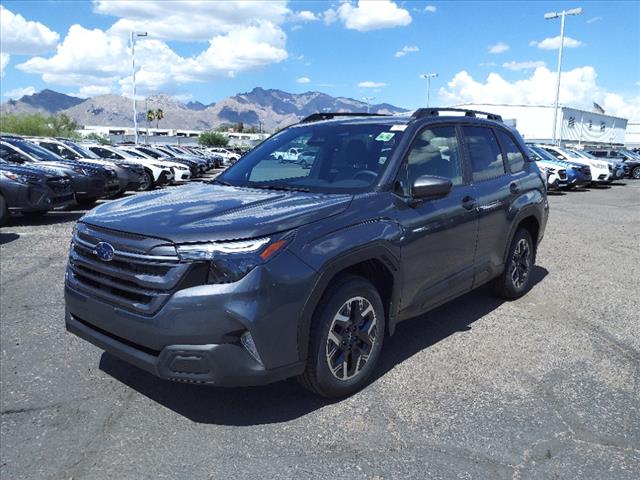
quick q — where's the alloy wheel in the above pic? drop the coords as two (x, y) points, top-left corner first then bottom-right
(510, 238), (531, 289)
(325, 296), (377, 381)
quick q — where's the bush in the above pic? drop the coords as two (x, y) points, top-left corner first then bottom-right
(198, 131), (229, 147)
(82, 132), (110, 145)
(0, 113), (80, 138)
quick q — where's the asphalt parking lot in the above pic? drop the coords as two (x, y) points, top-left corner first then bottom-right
(1, 181), (639, 480)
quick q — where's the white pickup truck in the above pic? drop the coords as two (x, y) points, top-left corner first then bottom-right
(272, 147), (303, 163)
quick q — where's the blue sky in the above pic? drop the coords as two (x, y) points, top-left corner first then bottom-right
(1, 1), (638, 118)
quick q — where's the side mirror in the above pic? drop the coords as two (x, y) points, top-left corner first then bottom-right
(411, 175), (452, 200)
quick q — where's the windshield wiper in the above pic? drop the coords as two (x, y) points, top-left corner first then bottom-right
(212, 178), (233, 186)
(249, 183), (310, 193)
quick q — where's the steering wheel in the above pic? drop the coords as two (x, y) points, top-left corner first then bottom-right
(353, 170), (377, 182)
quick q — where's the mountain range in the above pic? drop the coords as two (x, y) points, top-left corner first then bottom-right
(0, 88), (408, 132)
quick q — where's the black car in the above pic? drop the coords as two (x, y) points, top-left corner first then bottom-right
(0, 160), (74, 225)
(1, 137), (119, 206)
(132, 145), (202, 178)
(30, 137), (146, 193)
(65, 108), (548, 398)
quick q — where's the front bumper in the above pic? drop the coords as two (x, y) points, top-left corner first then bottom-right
(64, 249), (316, 386)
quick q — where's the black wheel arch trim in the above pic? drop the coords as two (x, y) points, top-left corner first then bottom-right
(502, 205), (544, 266)
(296, 241), (402, 365)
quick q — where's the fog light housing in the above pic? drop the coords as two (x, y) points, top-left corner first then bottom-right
(241, 331), (263, 366)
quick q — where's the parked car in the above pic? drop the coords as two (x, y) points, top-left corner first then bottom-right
(65, 108), (548, 398)
(0, 136), (119, 207)
(153, 145), (210, 173)
(84, 144), (175, 189)
(129, 145), (203, 177)
(205, 147), (239, 166)
(526, 144), (591, 188)
(567, 148), (626, 180)
(114, 145), (192, 183)
(536, 144), (612, 184)
(0, 160), (75, 225)
(25, 137), (145, 194)
(272, 147), (303, 163)
(586, 149), (640, 179)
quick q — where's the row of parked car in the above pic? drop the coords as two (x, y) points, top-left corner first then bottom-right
(0, 135), (241, 225)
(526, 144), (640, 190)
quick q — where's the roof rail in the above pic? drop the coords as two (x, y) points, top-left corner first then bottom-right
(300, 112), (391, 123)
(411, 108), (503, 122)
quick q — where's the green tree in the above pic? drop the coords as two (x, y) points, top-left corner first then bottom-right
(155, 108), (164, 128)
(0, 113), (80, 137)
(198, 131), (229, 147)
(83, 132), (110, 145)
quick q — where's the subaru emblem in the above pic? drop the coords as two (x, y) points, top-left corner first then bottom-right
(95, 242), (115, 262)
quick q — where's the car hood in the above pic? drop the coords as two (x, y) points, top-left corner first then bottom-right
(81, 183), (352, 243)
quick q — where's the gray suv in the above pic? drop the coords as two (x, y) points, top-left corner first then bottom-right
(65, 109), (548, 397)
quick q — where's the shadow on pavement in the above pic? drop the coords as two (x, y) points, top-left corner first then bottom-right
(0, 232), (20, 245)
(7, 211), (84, 227)
(100, 266), (548, 426)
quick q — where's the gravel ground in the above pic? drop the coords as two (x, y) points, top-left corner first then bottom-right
(1, 180), (639, 480)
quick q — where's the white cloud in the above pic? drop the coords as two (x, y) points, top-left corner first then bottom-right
(332, 1), (412, 31)
(358, 81), (387, 88)
(94, 0), (290, 42)
(488, 42), (510, 54)
(424, 6), (437, 13)
(586, 16), (603, 24)
(503, 60), (546, 71)
(323, 8), (338, 25)
(291, 10), (318, 22)
(479, 61), (497, 68)
(0, 5), (59, 55)
(296, 76), (311, 84)
(17, 20), (287, 96)
(439, 66), (640, 121)
(72, 85), (115, 98)
(531, 36), (584, 50)
(3, 86), (36, 100)
(0, 52), (9, 77)
(394, 45), (419, 58)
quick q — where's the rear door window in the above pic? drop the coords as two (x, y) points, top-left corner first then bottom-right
(495, 130), (525, 173)
(462, 126), (506, 182)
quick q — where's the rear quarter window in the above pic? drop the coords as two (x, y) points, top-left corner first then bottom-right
(495, 130), (525, 173)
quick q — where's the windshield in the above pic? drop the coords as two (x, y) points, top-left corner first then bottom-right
(568, 149), (596, 160)
(6, 139), (63, 161)
(65, 141), (100, 159)
(528, 145), (561, 163)
(121, 148), (145, 158)
(217, 122), (404, 193)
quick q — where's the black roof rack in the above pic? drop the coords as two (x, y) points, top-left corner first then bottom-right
(411, 108), (503, 122)
(300, 112), (391, 123)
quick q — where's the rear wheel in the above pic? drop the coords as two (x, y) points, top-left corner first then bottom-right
(492, 228), (535, 300)
(632, 166), (640, 179)
(298, 275), (385, 398)
(0, 194), (9, 226)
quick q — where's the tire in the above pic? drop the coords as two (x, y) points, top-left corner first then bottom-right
(300, 160), (308, 169)
(277, 156), (284, 163)
(632, 166), (640, 179)
(491, 228), (535, 300)
(138, 171), (153, 191)
(76, 197), (98, 208)
(298, 275), (385, 398)
(0, 194), (9, 227)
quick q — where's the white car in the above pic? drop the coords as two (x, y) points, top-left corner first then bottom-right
(536, 144), (612, 184)
(116, 146), (192, 183)
(84, 144), (175, 190)
(566, 148), (625, 181)
(206, 147), (240, 165)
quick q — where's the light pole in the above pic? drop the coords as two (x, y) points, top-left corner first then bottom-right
(130, 31), (147, 145)
(420, 73), (438, 108)
(362, 96), (375, 113)
(544, 7), (582, 145)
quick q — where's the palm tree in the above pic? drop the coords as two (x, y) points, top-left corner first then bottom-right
(155, 108), (164, 129)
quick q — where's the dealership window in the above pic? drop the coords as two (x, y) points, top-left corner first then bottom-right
(600, 122), (606, 132)
(588, 120), (593, 130)
(568, 116), (575, 128)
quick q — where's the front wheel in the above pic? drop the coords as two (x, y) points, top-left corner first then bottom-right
(138, 171), (153, 191)
(492, 228), (535, 300)
(298, 275), (385, 398)
(632, 166), (640, 179)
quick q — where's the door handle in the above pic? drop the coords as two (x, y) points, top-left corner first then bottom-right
(510, 182), (520, 194)
(462, 196), (476, 210)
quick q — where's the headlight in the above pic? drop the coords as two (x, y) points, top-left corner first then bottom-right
(1, 171), (29, 184)
(176, 236), (290, 284)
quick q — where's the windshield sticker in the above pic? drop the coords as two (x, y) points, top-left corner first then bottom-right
(375, 132), (395, 142)
(390, 124), (407, 131)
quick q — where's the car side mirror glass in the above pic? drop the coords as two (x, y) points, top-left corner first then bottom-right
(411, 175), (452, 200)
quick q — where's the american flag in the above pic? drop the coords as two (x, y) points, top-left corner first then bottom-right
(592, 102), (605, 114)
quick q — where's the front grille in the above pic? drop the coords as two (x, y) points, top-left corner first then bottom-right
(579, 165), (591, 176)
(52, 193), (74, 205)
(46, 177), (72, 194)
(67, 225), (190, 315)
